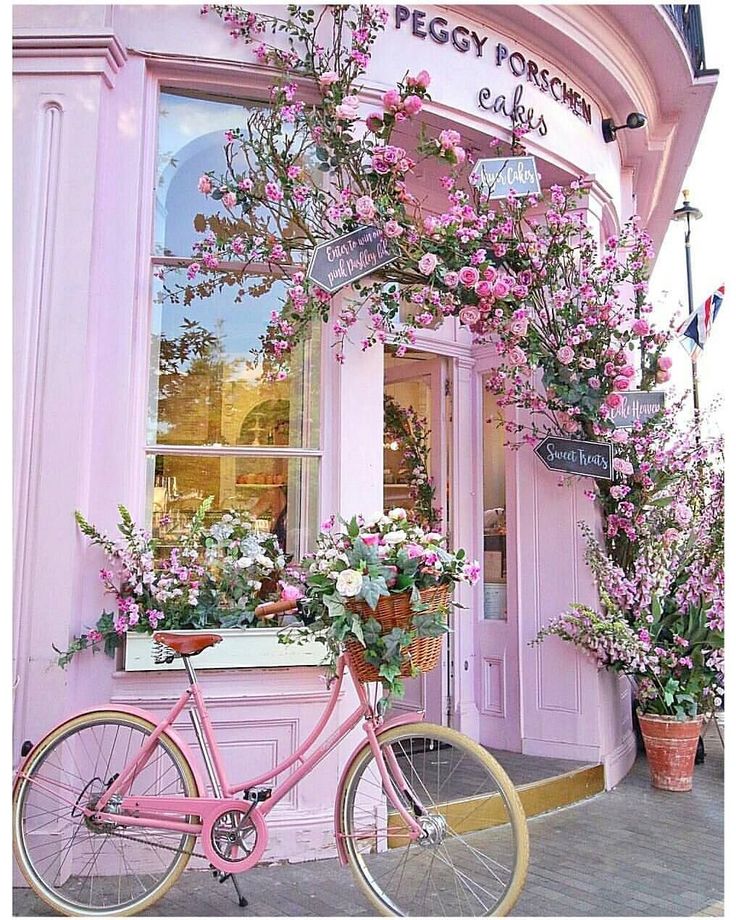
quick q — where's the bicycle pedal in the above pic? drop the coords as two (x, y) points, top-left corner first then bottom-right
(244, 786), (272, 803)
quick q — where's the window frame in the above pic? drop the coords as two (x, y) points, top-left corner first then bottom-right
(144, 79), (325, 559)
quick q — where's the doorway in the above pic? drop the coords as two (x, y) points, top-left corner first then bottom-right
(383, 349), (449, 724)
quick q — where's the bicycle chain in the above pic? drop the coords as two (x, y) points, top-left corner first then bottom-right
(97, 823), (211, 862)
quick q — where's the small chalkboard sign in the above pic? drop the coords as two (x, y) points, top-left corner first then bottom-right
(608, 391), (665, 428)
(307, 225), (397, 294)
(470, 156), (541, 200)
(534, 436), (613, 481)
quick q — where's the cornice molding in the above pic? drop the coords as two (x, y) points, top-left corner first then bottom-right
(13, 31), (128, 88)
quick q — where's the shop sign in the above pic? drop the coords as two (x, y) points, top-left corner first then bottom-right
(534, 436), (613, 481)
(307, 225), (397, 294)
(470, 155), (541, 199)
(608, 390), (666, 428)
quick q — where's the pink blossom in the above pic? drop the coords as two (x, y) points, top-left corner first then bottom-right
(459, 306), (481, 326)
(336, 95), (361, 120)
(383, 220), (403, 239)
(605, 392), (623, 409)
(265, 181), (283, 202)
(280, 584), (304, 601)
(510, 317), (529, 337)
(657, 355), (672, 371)
(474, 280), (492, 297)
(557, 346), (575, 365)
(458, 266), (480, 287)
(443, 271), (459, 288)
(355, 195), (376, 220)
(365, 112), (384, 133)
(406, 543), (425, 559)
(613, 375), (630, 391)
(382, 89), (401, 111)
(493, 280), (510, 298)
(632, 319), (650, 336)
(222, 191), (237, 209)
(318, 70), (339, 89)
(86, 629), (103, 644)
(508, 345), (527, 366)
(403, 94), (423, 116)
(198, 175), (213, 194)
(438, 129), (461, 150)
(361, 533), (381, 547)
(452, 146), (466, 164)
(612, 457), (634, 476)
(418, 252), (438, 275)
(656, 369), (671, 383)
(407, 70), (431, 89)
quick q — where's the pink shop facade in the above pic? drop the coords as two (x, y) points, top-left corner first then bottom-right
(13, 4), (715, 861)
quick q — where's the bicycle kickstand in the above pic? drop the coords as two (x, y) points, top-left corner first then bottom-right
(230, 873), (249, 908)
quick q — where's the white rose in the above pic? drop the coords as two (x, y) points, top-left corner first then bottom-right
(422, 532), (443, 544)
(255, 554), (274, 570)
(388, 508), (408, 521)
(362, 511), (384, 526)
(335, 569), (364, 597)
(383, 530), (407, 545)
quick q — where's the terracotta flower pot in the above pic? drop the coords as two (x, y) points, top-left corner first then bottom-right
(637, 711), (704, 792)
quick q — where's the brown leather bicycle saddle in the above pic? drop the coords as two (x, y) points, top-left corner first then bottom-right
(153, 632), (223, 656)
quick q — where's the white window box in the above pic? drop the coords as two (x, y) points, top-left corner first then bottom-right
(124, 628), (326, 672)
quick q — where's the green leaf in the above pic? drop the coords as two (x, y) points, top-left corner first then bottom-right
(360, 575), (390, 610)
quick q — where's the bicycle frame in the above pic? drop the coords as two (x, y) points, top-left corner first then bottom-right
(78, 651), (426, 870)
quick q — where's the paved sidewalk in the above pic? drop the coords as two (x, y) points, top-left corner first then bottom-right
(14, 718), (723, 917)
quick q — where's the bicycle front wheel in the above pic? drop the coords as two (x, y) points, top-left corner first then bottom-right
(338, 723), (529, 916)
(13, 710), (199, 916)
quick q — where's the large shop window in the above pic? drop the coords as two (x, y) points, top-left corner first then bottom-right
(482, 383), (507, 620)
(147, 90), (320, 557)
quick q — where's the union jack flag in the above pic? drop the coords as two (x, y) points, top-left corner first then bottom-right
(677, 284), (725, 358)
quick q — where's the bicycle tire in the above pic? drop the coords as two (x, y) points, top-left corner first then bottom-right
(338, 723), (529, 916)
(13, 710), (199, 917)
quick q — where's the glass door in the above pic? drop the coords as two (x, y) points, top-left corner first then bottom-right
(383, 349), (448, 724)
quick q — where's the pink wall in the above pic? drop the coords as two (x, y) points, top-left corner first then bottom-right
(13, 4), (714, 862)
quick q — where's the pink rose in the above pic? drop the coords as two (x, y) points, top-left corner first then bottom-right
(459, 306), (481, 326)
(493, 280), (510, 298)
(403, 94), (423, 116)
(507, 345), (527, 366)
(198, 175), (213, 194)
(613, 375), (630, 391)
(458, 266), (480, 287)
(612, 429), (629, 443)
(280, 584), (304, 602)
(222, 191), (237, 209)
(361, 533), (381, 546)
(510, 317), (529, 337)
(657, 355), (672, 371)
(408, 70), (431, 89)
(355, 195), (376, 220)
(406, 543), (425, 559)
(474, 280), (492, 298)
(318, 71), (339, 89)
(438, 129), (461, 150)
(557, 346), (575, 365)
(382, 89), (401, 111)
(483, 266), (499, 283)
(336, 95), (361, 120)
(418, 252), (438, 275)
(612, 457), (634, 476)
(365, 112), (384, 133)
(605, 392), (623, 409)
(423, 215), (439, 233)
(452, 146), (466, 164)
(632, 319), (650, 336)
(621, 364), (636, 378)
(656, 369), (671, 384)
(443, 271), (459, 288)
(383, 220), (403, 239)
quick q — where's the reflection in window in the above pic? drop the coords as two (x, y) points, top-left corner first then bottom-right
(482, 383), (507, 620)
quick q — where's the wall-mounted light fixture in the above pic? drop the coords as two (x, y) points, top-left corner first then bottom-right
(602, 112), (647, 143)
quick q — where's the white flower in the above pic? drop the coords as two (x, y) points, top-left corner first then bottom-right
(236, 556), (252, 569)
(255, 554), (274, 570)
(383, 530), (407, 545)
(335, 568), (364, 597)
(422, 532), (443, 544)
(388, 508), (408, 521)
(362, 511), (384, 526)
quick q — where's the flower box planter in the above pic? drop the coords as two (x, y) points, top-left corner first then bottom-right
(124, 628), (326, 672)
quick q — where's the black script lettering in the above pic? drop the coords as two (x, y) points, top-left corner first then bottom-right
(539, 68), (550, 92)
(452, 25), (470, 52)
(537, 114), (548, 136)
(580, 98), (592, 124)
(495, 42), (508, 66)
(395, 5), (410, 29)
(549, 76), (562, 101)
(478, 87), (493, 110)
(563, 83), (576, 110)
(429, 16), (449, 43)
(509, 51), (526, 76)
(471, 31), (487, 57)
(412, 9), (427, 38)
(526, 59), (541, 87)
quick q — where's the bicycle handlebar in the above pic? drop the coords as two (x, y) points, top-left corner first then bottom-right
(254, 598), (300, 619)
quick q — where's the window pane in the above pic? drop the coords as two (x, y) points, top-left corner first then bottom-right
(155, 91), (251, 257)
(148, 269), (320, 449)
(147, 454), (319, 558)
(482, 382), (507, 620)
(383, 378), (432, 519)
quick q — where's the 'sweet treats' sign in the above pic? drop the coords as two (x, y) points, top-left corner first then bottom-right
(534, 436), (613, 481)
(307, 226), (397, 294)
(470, 156), (541, 200)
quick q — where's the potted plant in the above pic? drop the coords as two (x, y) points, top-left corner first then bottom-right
(288, 508), (480, 698)
(535, 432), (724, 791)
(55, 499), (323, 670)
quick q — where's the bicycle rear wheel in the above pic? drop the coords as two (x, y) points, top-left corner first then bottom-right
(13, 710), (199, 916)
(338, 723), (528, 916)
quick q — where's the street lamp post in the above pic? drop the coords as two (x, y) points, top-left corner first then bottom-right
(672, 189), (703, 416)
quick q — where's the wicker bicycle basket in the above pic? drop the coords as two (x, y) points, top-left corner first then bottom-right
(344, 584), (451, 683)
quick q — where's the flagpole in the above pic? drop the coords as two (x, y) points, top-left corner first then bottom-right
(672, 189), (703, 420)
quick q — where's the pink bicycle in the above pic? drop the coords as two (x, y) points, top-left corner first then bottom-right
(13, 599), (528, 917)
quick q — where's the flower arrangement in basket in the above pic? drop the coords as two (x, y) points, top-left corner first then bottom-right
(55, 499), (291, 667)
(292, 508), (480, 697)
